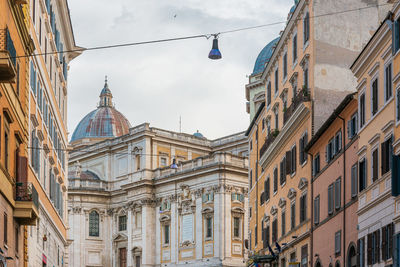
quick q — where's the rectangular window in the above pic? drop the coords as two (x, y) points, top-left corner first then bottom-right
(267, 82), (272, 106)
(273, 168), (278, 193)
(303, 67), (309, 89)
(3, 213), (7, 245)
(265, 178), (270, 202)
(335, 131), (342, 155)
(280, 157), (286, 185)
(291, 145), (297, 174)
(335, 231), (341, 254)
(372, 148), (379, 182)
(275, 108), (279, 129)
(397, 88), (400, 122)
(326, 138), (334, 163)
(272, 218), (278, 243)
(293, 34), (297, 63)
(301, 245), (308, 267)
(255, 225), (258, 246)
(335, 178), (341, 210)
(394, 17), (400, 54)
(234, 217), (240, 238)
(249, 170), (253, 189)
(372, 78), (379, 115)
(300, 132), (308, 165)
(328, 184), (334, 215)
(360, 93), (366, 128)
(303, 12), (310, 44)
(300, 193), (307, 223)
(4, 131), (8, 170)
(15, 226), (18, 253)
(119, 215), (127, 231)
(381, 136), (393, 176)
(281, 210), (286, 236)
(359, 158), (367, 192)
(164, 224), (170, 244)
(283, 53), (288, 79)
(314, 196), (320, 225)
(206, 217), (212, 239)
(385, 63), (392, 102)
(313, 153), (320, 176)
(291, 202), (296, 230)
(348, 112), (358, 139)
(275, 69), (279, 94)
(351, 163), (358, 198)
(160, 157), (167, 167)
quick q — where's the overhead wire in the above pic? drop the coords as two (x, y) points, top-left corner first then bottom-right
(0, 1), (396, 60)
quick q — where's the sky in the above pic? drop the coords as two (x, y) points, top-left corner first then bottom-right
(67, 0), (294, 140)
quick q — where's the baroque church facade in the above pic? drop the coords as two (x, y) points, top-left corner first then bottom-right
(67, 80), (249, 267)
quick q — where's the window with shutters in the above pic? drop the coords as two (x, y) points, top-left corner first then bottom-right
(303, 12), (310, 44)
(265, 177), (270, 202)
(359, 158), (367, 192)
(249, 169), (253, 189)
(359, 93), (366, 128)
(293, 34), (297, 63)
(348, 112), (358, 139)
(280, 156), (286, 186)
(260, 192), (265, 206)
(351, 163), (358, 198)
(304, 67), (309, 89)
(267, 82), (272, 107)
(283, 53), (288, 79)
(394, 17), (400, 54)
(255, 225), (258, 246)
(326, 138), (335, 163)
(314, 195), (320, 225)
(385, 63), (393, 102)
(275, 69), (279, 95)
(371, 78), (379, 116)
(372, 147), (379, 182)
(3, 213), (7, 245)
(300, 132), (308, 165)
(273, 167), (278, 193)
(291, 145), (297, 174)
(335, 131), (342, 155)
(272, 218), (277, 243)
(381, 136), (393, 176)
(335, 178), (341, 210)
(328, 184), (334, 215)
(89, 211), (100, 237)
(300, 193), (307, 223)
(335, 231), (341, 255)
(291, 201), (296, 230)
(397, 88), (400, 122)
(313, 153), (320, 176)
(274, 107), (279, 129)
(281, 210), (286, 236)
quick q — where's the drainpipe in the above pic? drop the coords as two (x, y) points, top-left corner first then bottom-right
(338, 115), (346, 267)
(307, 151), (314, 267)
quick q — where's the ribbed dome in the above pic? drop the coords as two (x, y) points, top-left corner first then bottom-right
(70, 79), (131, 143)
(252, 37), (280, 75)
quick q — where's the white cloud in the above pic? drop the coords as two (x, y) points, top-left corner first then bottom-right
(67, 0), (293, 139)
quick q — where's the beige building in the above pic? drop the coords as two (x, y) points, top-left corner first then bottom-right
(246, 0), (391, 266)
(67, 83), (249, 267)
(26, 0), (81, 266)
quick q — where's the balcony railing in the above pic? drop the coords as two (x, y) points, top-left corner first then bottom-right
(15, 182), (39, 208)
(259, 130), (279, 158)
(0, 28), (17, 81)
(283, 88), (311, 125)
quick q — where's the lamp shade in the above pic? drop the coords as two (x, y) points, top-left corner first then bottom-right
(208, 37), (222, 60)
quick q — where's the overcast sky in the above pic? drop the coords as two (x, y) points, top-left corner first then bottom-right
(67, 0), (293, 140)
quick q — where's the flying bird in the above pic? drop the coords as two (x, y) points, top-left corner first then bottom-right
(174, 14), (177, 18)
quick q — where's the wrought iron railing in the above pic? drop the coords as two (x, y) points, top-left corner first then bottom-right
(283, 88), (311, 125)
(259, 130), (279, 158)
(15, 182), (39, 209)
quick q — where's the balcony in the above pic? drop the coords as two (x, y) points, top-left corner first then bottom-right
(14, 156), (39, 225)
(0, 28), (17, 82)
(259, 130), (279, 158)
(283, 88), (311, 125)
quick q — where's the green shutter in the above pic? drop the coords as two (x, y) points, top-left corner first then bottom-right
(392, 155), (400, 196)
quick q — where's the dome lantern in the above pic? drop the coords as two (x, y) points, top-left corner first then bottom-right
(99, 76), (113, 107)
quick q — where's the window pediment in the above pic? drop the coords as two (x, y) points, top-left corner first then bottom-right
(287, 188), (297, 199)
(232, 206), (244, 215)
(270, 205), (278, 215)
(160, 214), (171, 222)
(202, 207), (214, 214)
(112, 233), (128, 242)
(298, 177), (308, 190)
(278, 197), (286, 208)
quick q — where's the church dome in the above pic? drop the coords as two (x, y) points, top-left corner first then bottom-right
(70, 79), (131, 143)
(252, 37), (280, 75)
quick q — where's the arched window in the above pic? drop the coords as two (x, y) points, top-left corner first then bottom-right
(89, 210), (99, 237)
(335, 260), (340, 267)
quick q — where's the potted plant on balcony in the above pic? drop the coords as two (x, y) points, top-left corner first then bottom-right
(302, 85), (309, 97)
(272, 129), (280, 137)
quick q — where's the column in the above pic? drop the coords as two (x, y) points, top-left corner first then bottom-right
(141, 203), (156, 266)
(127, 209), (133, 267)
(195, 196), (202, 260)
(170, 201), (177, 263)
(214, 191), (221, 259)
